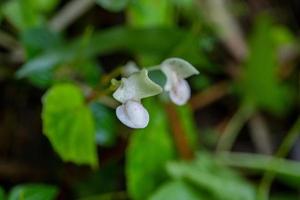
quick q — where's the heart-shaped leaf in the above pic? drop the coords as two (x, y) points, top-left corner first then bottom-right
(42, 83), (98, 166)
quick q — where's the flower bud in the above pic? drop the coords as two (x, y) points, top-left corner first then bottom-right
(122, 61), (139, 77)
(169, 79), (191, 105)
(116, 100), (149, 129)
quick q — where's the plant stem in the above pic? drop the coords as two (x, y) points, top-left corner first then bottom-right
(217, 152), (300, 178)
(49, 0), (95, 32)
(197, 0), (248, 61)
(101, 67), (123, 85)
(165, 103), (194, 160)
(249, 113), (272, 154)
(189, 81), (229, 110)
(257, 117), (300, 200)
(216, 103), (254, 151)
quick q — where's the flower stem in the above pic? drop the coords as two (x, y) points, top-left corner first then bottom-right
(216, 103), (254, 151)
(165, 103), (194, 160)
(257, 117), (300, 200)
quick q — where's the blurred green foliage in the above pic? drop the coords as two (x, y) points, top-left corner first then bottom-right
(239, 16), (293, 114)
(218, 152), (300, 187)
(127, 0), (173, 28)
(0, 188), (4, 200)
(165, 153), (256, 200)
(126, 99), (175, 199)
(175, 105), (198, 150)
(7, 184), (57, 200)
(150, 180), (205, 200)
(42, 84), (98, 166)
(90, 102), (118, 146)
(2, 0), (58, 30)
(96, 0), (129, 12)
(16, 26), (210, 86)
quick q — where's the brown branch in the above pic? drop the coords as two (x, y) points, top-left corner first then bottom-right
(189, 81), (229, 110)
(165, 103), (194, 160)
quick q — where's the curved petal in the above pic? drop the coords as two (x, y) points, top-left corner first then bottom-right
(113, 69), (162, 103)
(169, 79), (191, 105)
(116, 100), (149, 129)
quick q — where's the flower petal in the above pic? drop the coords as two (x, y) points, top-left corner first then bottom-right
(161, 58), (199, 80)
(116, 100), (149, 129)
(169, 79), (191, 105)
(113, 69), (162, 103)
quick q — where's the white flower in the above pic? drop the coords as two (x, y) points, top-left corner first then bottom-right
(161, 58), (199, 105)
(169, 78), (191, 105)
(112, 69), (162, 128)
(116, 100), (149, 128)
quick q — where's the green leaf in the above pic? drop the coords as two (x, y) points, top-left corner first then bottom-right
(271, 25), (295, 47)
(113, 69), (162, 103)
(217, 152), (300, 187)
(96, 0), (129, 12)
(42, 83), (98, 166)
(126, 0), (174, 65)
(127, 0), (173, 27)
(126, 99), (175, 199)
(72, 60), (101, 87)
(3, 0), (43, 30)
(171, 0), (194, 8)
(150, 181), (205, 200)
(90, 102), (117, 147)
(17, 27), (209, 81)
(30, 0), (59, 13)
(8, 184), (58, 200)
(240, 16), (292, 114)
(0, 187), (5, 200)
(21, 26), (62, 58)
(167, 153), (256, 200)
(27, 70), (54, 88)
(16, 48), (71, 79)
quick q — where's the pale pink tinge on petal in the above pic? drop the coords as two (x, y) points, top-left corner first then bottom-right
(169, 79), (191, 105)
(116, 100), (149, 129)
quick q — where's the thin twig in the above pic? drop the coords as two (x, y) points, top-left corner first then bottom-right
(217, 152), (300, 178)
(49, 0), (95, 32)
(197, 0), (248, 61)
(189, 81), (229, 110)
(257, 117), (300, 200)
(216, 103), (254, 151)
(249, 113), (273, 154)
